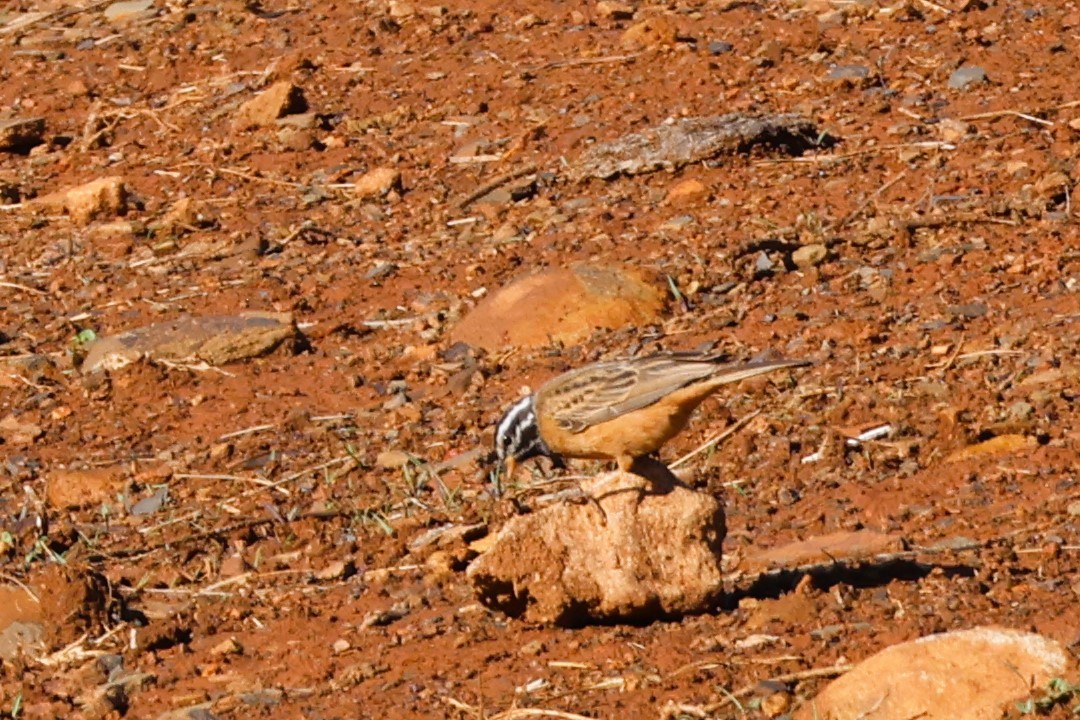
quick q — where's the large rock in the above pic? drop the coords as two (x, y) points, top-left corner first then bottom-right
(233, 82), (308, 130)
(34, 176), (128, 225)
(451, 264), (664, 350)
(467, 466), (725, 625)
(46, 466), (127, 510)
(81, 312), (296, 373)
(796, 627), (1071, 720)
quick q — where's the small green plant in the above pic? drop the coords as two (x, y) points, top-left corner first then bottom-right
(1015, 677), (1080, 715)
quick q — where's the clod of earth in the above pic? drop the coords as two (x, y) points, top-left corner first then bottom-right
(466, 468), (725, 625)
(80, 312), (297, 373)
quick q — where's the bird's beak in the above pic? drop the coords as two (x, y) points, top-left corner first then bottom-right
(504, 456), (517, 481)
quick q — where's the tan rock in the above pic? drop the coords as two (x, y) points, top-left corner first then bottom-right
(375, 449), (412, 468)
(46, 466), (126, 509)
(467, 466), (725, 625)
(664, 178), (709, 207)
(0, 414), (43, 446)
(354, 167), (402, 199)
(936, 118), (970, 143)
(1035, 171), (1070, 195)
(81, 312), (296, 373)
(596, 1), (635, 19)
(450, 264), (664, 350)
(35, 176), (128, 226)
(209, 636), (243, 657)
(791, 243), (828, 268)
(233, 82), (307, 130)
(795, 628), (1071, 720)
(103, 0), (156, 22)
(152, 197), (215, 234)
(620, 15), (677, 49)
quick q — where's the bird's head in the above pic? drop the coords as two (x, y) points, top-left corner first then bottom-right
(493, 394), (552, 478)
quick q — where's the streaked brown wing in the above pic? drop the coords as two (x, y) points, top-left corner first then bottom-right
(535, 352), (719, 432)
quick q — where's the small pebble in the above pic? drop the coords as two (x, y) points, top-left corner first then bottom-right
(948, 66), (988, 90)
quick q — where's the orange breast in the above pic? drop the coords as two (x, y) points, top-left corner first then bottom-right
(536, 378), (728, 461)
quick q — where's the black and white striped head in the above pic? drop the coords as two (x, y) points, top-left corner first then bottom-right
(494, 394), (552, 475)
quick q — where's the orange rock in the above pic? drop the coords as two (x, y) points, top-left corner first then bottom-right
(45, 466), (126, 509)
(620, 15), (677, 49)
(945, 434), (1035, 463)
(450, 264), (664, 350)
(795, 628), (1069, 720)
(34, 176), (128, 226)
(233, 82), (307, 130)
(664, 178), (709, 207)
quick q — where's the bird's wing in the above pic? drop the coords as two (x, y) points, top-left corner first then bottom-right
(542, 352), (804, 433)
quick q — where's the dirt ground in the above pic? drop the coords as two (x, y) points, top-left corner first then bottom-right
(2, 0), (1080, 718)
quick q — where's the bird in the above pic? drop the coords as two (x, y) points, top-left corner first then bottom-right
(493, 350), (810, 479)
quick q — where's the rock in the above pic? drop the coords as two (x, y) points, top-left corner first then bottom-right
(1067, 500), (1080, 517)
(795, 628), (1070, 720)
(130, 487), (168, 516)
(233, 82), (308, 130)
(209, 637), (243, 657)
(707, 40), (733, 55)
(276, 126), (316, 151)
(376, 449), (412, 468)
(741, 530), (904, 575)
(0, 585), (43, 660)
(936, 118), (970, 143)
(791, 243), (828, 268)
(620, 15), (677, 49)
(81, 312), (297, 373)
(151, 197), (216, 235)
(354, 167), (402, 199)
(596, 1), (634, 20)
(450, 264), (664, 350)
(466, 467), (726, 625)
(0, 414), (43, 446)
(46, 466), (126, 510)
(570, 113), (821, 181)
(103, 0), (156, 21)
(0, 117), (45, 153)
(948, 302), (988, 319)
(948, 66), (988, 90)
(945, 434), (1036, 463)
(664, 178), (709, 207)
(332, 638), (350, 653)
(314, 560), (354, 581)
(218, 555), (248, 578)
(824, 64), (871, 83)
(34, 176), (128, 226)
(1035, 171), (1070, 195)
(755, 252), (774, 274)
